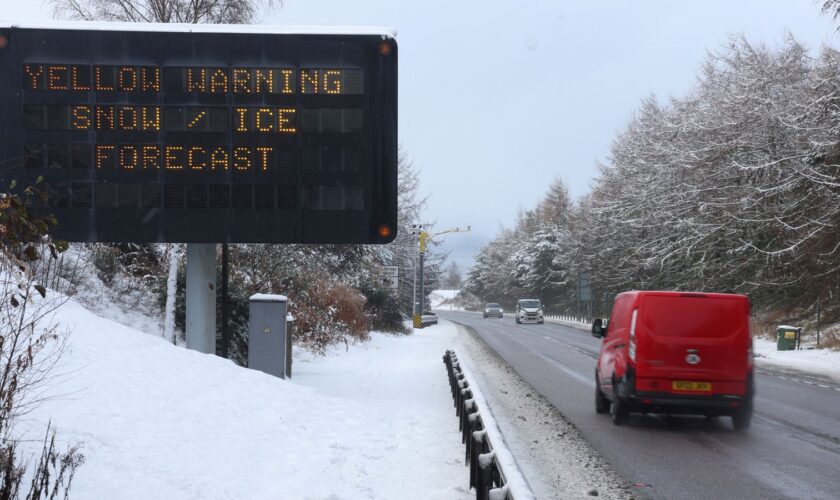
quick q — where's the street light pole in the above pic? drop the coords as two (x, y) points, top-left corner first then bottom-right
(412, 250), (417, 318)
(419, 242), (425, 315)
(412, 224), (470, 328)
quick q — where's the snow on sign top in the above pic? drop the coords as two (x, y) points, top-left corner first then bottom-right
(250, 293), (288, 303)
(0, 19), (397, 38)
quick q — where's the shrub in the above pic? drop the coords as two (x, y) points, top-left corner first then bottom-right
(293, 280), (369, 354)
(359, 282), (407, 333)
(0, 181), (83, 498)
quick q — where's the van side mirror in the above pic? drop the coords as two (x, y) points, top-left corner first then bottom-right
(592, 318), (605, 338)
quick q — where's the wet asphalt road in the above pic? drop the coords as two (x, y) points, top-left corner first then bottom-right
(440, 310), (840, 500)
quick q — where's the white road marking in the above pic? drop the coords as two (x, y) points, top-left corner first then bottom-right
(555, 363), (595, 387)
(531, 351), (595, 387)
(760, 371), (840, 392)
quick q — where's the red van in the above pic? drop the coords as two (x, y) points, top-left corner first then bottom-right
(592, 291), (754, 430)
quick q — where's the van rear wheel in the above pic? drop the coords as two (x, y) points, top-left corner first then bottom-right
(610, 395), (629, 425)
(610, 377), (629, 425)
(732, 400), (752, 431)
(595, 377), (610, 414)
(732, 377), (754, 431)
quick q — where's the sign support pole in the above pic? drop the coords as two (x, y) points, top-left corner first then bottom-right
(417, 250), (425, 326)
(413, 230), (428, 328)
(816, 297), (821, 347)
(419, 251), (425, 314)
(221, 243), (230, 358)
(412, 252), (417, 318)
(186, 243), (217, 354)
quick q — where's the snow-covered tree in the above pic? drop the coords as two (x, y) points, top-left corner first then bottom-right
(48, 0), (276, 23)
(470, 35), (840, 321)
(440, 261), (463, 289)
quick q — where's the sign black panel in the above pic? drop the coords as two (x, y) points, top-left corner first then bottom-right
(0, 25), (398, 243)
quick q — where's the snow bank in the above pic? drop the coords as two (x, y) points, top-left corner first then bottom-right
(753, 338), (840, 381)
(24, 297), (470, 499)
(54, 246), (165, 338)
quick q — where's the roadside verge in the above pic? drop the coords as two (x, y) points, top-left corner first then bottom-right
(450, 320), (633, 499)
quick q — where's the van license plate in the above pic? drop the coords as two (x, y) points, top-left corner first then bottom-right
(672, 381), (711, 391)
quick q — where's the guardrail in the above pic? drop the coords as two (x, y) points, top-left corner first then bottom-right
(544, 314), (592, 325)
(443, 350), (516, 500)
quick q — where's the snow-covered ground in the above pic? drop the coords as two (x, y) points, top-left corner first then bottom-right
(753, 337), (840, 381)
(52, 246), (166, 337)
(23, 296), (472, 499)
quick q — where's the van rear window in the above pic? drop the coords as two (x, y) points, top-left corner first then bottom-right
(639, 295), (746, 338)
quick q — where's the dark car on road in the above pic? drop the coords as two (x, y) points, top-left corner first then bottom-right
(483, 303), (504, 318)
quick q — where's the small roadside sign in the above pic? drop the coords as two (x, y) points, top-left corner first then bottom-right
(577, 271), (593, 302)
(381, 265), (399, 292)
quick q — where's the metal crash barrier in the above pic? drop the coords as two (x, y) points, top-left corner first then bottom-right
(443, 350), (529, 500)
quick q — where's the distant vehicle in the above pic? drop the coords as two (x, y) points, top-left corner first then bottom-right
(592, 291), (754, 430)
(515, 299), (544, 324)
(483, 303), (504, 318)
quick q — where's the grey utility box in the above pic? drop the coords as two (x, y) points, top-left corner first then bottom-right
(248, 294), (289, 379)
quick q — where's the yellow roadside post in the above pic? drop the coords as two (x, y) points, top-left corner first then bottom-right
(412, 225), (470, 329)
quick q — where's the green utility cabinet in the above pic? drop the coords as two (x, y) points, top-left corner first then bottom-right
(776, 325), (801, 351)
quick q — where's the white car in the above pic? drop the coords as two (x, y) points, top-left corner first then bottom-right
(515, 299), (544, 324)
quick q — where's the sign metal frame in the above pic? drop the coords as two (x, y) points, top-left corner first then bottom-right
(0, 23), (398, 244)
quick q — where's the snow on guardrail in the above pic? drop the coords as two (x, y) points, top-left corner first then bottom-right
(543, 314), (592, 331)
(443, 350), (535, 500)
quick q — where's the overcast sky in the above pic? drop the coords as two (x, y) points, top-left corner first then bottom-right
(5, 0), (839, 271)
(273, 0), (837, 271)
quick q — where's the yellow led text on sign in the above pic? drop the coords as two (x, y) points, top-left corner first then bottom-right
(24, 65), (360, 95)
(299, 69), (343, 94)
(23, 64), (161, 92)
(94, 145), (280, 173)
(181, 68), (355, 95)
(23, 64), (364, 174)
(185, 68), (297, 94)
(71, 105), (161, 131)
(233, 107), (297, 133)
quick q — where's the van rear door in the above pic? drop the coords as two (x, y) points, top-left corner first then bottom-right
(635, 294), (750, 393)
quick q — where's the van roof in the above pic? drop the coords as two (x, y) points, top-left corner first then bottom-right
(616, 291), (748, 301)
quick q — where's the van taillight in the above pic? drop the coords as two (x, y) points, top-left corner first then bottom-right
(629, 309), (638, 362)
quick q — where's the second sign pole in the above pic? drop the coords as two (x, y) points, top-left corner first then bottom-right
(186, 243), (217, 354)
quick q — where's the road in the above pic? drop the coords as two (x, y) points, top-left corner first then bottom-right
(440, 310), (840, 500)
